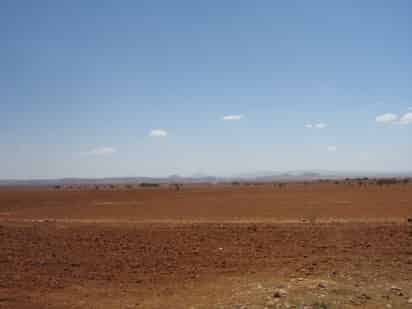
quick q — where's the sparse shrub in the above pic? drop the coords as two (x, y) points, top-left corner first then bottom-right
(231, 181), (241, 186)
(312, 302), (330, 309)
(139, 182), (160, 188)
(376, 178), (398, 186)
(53, 185), (61, 189)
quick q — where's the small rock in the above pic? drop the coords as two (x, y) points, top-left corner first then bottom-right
(360, 293), (371, 300)
(386, 304), (392, 309)
(350, 298), (361, 306)
(390, 286), (402, 292)
(265, 300), (278, 307)
(273, 288), (288, 298)
(318, 282), (327, 289)
(408, 298), (412, 304)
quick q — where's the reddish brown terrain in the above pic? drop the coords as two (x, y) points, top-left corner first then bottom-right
(1, 182), (412, 308)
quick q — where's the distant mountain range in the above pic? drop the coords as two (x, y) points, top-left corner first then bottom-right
(0, 170), (411, 186)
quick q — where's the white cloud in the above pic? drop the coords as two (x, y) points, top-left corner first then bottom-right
(327, 146), (337, 152)
(399, 112), (412, 125)
(305, 122), (327, 129)
(222, 114), (244, 121)
(315, 122), (327, 129)
(87, 147), (116, 156)
(375, 113), (398, 124)
(150, 129), (168, 137)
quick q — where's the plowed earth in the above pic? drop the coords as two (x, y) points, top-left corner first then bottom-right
(1, 183), (412, 308)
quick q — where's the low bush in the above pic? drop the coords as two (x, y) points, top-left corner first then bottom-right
(139, 183), (160, 188)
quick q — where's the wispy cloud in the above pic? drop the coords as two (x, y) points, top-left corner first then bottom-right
(150, 129), (168, 137)
(86, 147), (116, 156)
(399, 112), (412, 125)
(327, 146), (337, 152)
(375, 113), (398, 124)
(305, 122), (327, 129)
(222, 114), (244, 121)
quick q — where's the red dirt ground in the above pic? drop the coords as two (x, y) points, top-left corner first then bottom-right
(1, 183), (412, 308)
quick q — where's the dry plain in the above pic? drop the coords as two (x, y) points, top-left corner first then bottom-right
(1, 182), (412, 308)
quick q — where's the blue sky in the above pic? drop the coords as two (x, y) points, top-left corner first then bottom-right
(1, 0), (411, 178)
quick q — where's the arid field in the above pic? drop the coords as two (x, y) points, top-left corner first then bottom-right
(1, 181), (412, 308)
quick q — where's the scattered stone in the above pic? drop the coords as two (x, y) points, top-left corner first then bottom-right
(386, 304), (392, 308)
(265, 299), (278, 307)
(273, 288), (288, 298)
(318, 282), (327, 289)
(390, 286), (402, 294)
(408, 298), (412, 304)
(351, 293), (371, 306)
(360, 293), (371, 301)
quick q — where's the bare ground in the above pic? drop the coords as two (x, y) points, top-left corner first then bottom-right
(0, 183), (412, 308)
